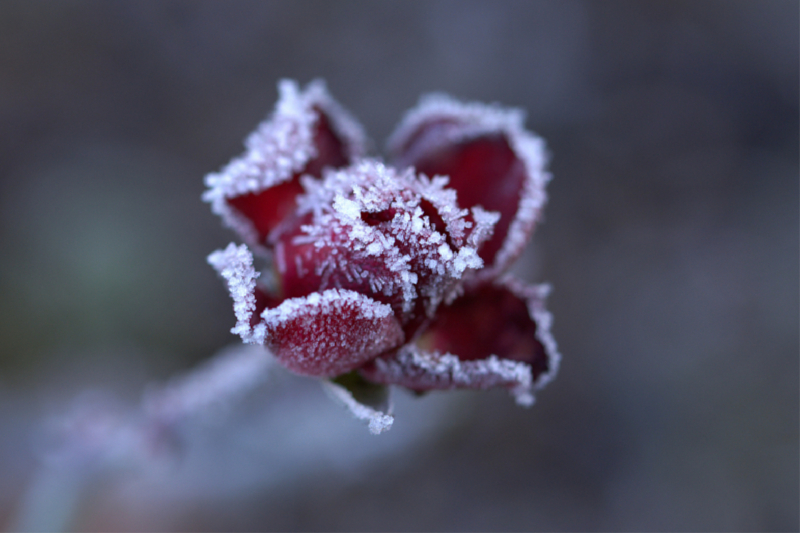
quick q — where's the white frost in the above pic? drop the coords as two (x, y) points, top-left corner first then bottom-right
(498, 276), (562, 390)
(259, 288), (404, 377)
(332, 194), (362, 221)
(363, 276), (561, 406)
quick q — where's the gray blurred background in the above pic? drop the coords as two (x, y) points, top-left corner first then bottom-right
(0, 1), (797, 531)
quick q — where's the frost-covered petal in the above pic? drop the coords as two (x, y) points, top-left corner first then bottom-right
(203, 79), (366, 248)
(423, 276), (559, 386)
(360, 276), (560, 405)
(387, 94), (550, 279)
(260, 289), (404, 377)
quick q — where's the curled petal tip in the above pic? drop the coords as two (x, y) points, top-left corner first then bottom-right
(204, 80), (367, 247)
(388, 93), (550, 279)
(322, 375), (394, 434)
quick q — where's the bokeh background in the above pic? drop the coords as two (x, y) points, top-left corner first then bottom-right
(0, 1), (797, 531)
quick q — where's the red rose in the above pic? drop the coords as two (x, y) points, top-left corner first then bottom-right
(206, 80), (559, 411)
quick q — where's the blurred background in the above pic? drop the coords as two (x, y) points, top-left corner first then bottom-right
(0, 0), (797, 530)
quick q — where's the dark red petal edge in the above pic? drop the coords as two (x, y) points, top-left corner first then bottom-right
(420, 277), (549, 375)
(203, 79), (366, 250)
(387, 94), (550, 281)
(359, 276), (560, 405)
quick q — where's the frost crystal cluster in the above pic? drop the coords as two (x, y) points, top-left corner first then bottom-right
(205, 80), (560, 431)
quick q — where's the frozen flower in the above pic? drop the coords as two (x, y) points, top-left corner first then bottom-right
(205, 80), (560, 428)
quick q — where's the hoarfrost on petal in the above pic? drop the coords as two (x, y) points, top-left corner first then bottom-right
(261, 289), (405, 377)
(203, 79), (366, 248)
(387, 92), (550, 280)
(360, 276), (560, 404)
(422, 275), (560, 389)
(467, 206), (501, 249)
(501, 276), (561, 389)
(332, 194), (362, 221)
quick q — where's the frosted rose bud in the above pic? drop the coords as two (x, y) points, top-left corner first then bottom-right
(206, 79), (559, 412)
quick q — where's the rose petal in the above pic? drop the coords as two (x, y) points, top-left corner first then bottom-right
(387, 94), (550, 279)
(204, 79), (366, 248)
(260, 289), (404, 377)
(360, 276), (560, 405)
(423, 276), (560, 385)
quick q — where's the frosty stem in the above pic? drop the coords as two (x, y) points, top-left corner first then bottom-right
(12, 345), (274, 532)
